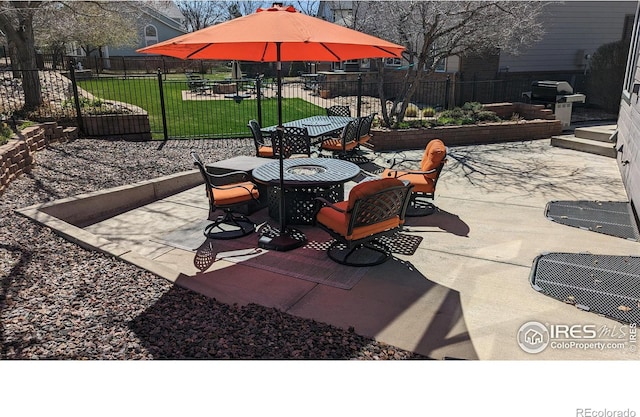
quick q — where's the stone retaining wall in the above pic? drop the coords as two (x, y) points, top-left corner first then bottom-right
(0, 122), (79, 197)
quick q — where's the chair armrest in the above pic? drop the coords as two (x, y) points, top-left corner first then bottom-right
(388, 157), (420, 169)
(384, 167), (438, 178)
(313, 197), (347, 214)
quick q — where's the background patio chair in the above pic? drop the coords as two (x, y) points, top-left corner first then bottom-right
(356, 113), (376, 148)
(319, 118), (359, 159)
(248, 119), (274, 158)
(185, 71), (212, 94)
(381, 139), (447, 216)
(314, 177), (412, 266)
(191, 151), (260, 239)
(270, 126), (311, 158)
(326, 105), (351, 117)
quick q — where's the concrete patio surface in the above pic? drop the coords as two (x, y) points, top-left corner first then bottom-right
(18, 138), (640, 360)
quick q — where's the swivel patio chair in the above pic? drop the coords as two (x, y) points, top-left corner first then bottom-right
(314, 177), (412, 266)
(319, 118), (359, 159)
(326, 105), (351, 117)
(191, 151), (260, 239)
(381, 139), (447, 216)
(270, 126), (311, 159)
(356, 113), (376, 148)
(248, 119), (274, 158)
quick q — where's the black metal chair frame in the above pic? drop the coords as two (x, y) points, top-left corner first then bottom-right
(356, 113), (376, 147)
(271, 126), (311, 159)
(326, 105), (351, 117)
(314, 182), (413, 266)
(248, 119), (274, 158)
(320, 118), (360, 159)
(191, 151), (259, 240)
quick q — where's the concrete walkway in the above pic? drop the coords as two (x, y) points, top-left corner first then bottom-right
(19, 139), (640, 359)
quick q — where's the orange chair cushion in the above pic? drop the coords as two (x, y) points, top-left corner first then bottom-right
(258, 146), (274, 157)
(420, 139), (446, 173)
(321, 138), (358, 152)
(316, 201), (401, 241)
(347, 178), (404, 211)
(211, 181), (258, 206)
(358, 133), (372, 144)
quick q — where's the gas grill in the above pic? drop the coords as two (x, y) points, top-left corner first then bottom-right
(522, 80), (586, 129)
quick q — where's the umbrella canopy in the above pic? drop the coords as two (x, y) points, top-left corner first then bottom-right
(137, 4), (405, 251)
(137, 5), (404, 63)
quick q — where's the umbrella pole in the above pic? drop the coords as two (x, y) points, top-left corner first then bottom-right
(258, 43), (306, 252)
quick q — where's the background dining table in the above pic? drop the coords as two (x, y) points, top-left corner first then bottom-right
(261, 115), (354, 144)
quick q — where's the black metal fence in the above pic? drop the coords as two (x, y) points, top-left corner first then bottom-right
(1, 64), (572, 140)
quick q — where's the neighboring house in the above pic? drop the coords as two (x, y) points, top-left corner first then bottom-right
(67, 1), (186, 65)
(317, 1), (636, 85)
(496, 1), (635, 79)
(613, 2), (640, 222)
(100, 1), (187, 58)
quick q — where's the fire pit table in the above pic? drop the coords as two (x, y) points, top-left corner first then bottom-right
(252, 158), (361, 224)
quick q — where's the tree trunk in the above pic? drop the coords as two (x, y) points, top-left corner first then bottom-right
(376, 62), (391, 127)
(0, 4), (43, 110)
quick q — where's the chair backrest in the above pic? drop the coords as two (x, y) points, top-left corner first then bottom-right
(271, 126), (311, 158)
(346, 178), (412, 233)
(247, 119), (266, 154)
(420, 139), (447, 179)
(356, 113), (375, 139)
(326, 105), (351, 117)
(191, 151), (215, 204)
(339, 118), (360, 147)
(191, 150), (253, 206)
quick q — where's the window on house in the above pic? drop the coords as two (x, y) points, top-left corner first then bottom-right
(145, 25), (158, 46)
(623, 3), (640, 97)
(360, 58), (370, 69)
(385, 58), (402, 67)
(434, 57), (446, 72)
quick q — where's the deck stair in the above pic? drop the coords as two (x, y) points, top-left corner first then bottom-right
(551, 124), (617, 158)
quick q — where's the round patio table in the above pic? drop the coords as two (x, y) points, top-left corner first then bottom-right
(252, 158), (361, 224)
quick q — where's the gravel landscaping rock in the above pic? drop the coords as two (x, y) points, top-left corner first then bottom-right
(0, 138), (428, 360)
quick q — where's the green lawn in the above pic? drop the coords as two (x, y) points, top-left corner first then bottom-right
(78, 76), (324, 139)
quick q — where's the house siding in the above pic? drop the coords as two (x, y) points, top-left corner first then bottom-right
(616, 0), (640, 214)
(499, 1), (636, 73)
(108, 7), (186, 56)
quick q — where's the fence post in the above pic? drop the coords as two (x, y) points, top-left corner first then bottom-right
(256, 76), (263, 126)
(356, 74), (362, 117)
(157, 69), (168, 141)
(122, 57), (127, 79)
(444, 75), (451, 109)
(69, 60), (85, 135)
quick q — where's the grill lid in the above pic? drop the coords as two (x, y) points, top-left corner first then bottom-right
(531, 80), (574, 95)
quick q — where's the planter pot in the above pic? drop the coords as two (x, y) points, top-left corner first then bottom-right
(369, 119), (563, 151)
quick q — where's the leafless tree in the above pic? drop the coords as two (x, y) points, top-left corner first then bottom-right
(0, 1), (145, 110)
(174, 0), (227, 31)
(349, 1), (548, 126)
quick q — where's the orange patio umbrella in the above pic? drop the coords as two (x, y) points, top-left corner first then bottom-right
(137, 4), (405, 251)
